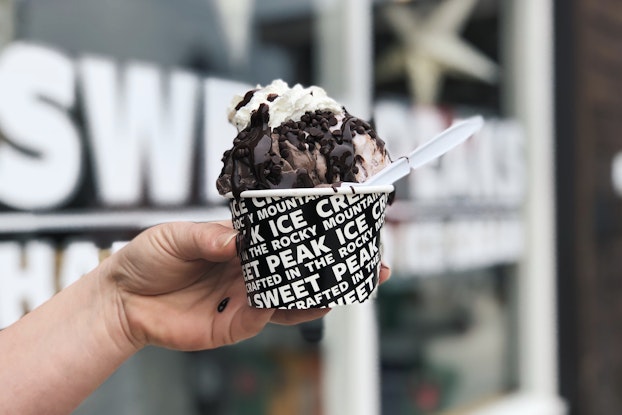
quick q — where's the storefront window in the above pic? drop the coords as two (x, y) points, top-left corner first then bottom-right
(0, 1), (524, 413)
(372, 1), (521, 412)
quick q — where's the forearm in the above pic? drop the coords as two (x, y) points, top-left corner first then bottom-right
(0, 260), (140, 415)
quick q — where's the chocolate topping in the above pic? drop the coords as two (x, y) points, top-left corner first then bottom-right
(217, 105), (387, 197)
(235, 89), (257, 111)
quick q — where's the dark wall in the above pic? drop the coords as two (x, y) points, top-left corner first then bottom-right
(556, 1), (622, 414)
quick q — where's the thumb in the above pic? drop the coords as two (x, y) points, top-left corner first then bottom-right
(194, 222), (239, 262)
(160, 222), (239, 263)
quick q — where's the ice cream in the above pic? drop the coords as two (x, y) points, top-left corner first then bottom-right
(216, 80), (394, 309)
(216, 80), (391, 197)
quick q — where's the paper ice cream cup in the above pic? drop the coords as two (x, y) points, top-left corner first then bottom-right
(227, 185), (394, 309)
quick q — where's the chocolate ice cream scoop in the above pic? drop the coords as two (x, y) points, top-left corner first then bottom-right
(216, 80), (391, 197)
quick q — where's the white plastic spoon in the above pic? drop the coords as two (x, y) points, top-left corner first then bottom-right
(349, 115), (484, 187)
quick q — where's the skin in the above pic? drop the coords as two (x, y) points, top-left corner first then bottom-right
(0, 221), (390, 415)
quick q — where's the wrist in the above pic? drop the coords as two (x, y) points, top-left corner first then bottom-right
(0, 254), (143, 414)
(89, 257), (145, 354)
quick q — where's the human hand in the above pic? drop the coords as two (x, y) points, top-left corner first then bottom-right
(103, 221), (391, 352)
(0, 220), (391, 415)
(1, 221), (333, 414)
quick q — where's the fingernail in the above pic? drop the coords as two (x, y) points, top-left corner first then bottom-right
(220, 229), (239, 248)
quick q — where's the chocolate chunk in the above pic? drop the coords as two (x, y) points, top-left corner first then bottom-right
(308, 127), (323, 137)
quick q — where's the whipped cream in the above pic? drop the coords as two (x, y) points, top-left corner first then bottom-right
(227, 79), (343, 131)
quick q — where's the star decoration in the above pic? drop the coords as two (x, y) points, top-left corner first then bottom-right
(377, 0), (499, 105)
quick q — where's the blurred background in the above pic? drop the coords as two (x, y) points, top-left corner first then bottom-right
(0, 0), (615, 414)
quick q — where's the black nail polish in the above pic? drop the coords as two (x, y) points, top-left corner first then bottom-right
(217, 297), (230, 313)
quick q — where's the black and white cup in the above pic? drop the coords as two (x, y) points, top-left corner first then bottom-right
(227, 185), (393, 309)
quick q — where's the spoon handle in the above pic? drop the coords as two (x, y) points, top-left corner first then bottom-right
(364, 157), (410, 185)
(407, 115), (484, 170)
(346, 115), (484, 187)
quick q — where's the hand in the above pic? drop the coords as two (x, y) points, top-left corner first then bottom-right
(105, 222), (390, 352)
(0, 220), (391, 415)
